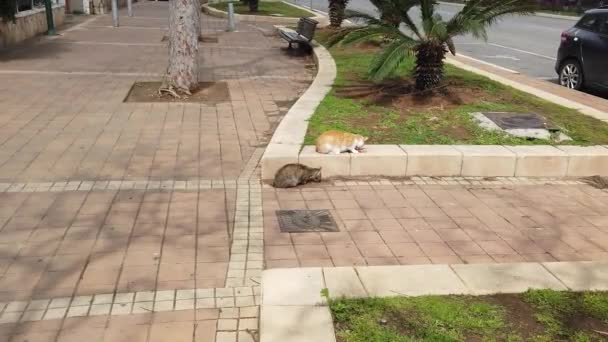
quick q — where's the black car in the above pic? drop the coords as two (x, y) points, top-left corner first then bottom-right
(556, 7), (608, 90)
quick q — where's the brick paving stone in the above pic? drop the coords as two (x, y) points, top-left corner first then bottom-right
(264, 182), (608, 268)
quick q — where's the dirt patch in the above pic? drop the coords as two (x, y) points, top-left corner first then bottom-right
(335, 79), (491, 112)
(124, 81), (230, 103)
(485, 294), (546, 340)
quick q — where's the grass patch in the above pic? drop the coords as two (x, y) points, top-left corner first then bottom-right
(331, 290), (608, 342)
(208, 1), (313, 18)
(304, 29), (608, 145)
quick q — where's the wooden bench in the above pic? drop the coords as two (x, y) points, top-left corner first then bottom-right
(278, 17), (318, 49)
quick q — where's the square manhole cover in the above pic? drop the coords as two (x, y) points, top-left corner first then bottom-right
(482, 112), (558, 131)
(276, 210), (339, 233)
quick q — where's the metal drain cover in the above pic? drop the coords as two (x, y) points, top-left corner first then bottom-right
(276, 210), (339, 233)
(482, 112), (558, 131)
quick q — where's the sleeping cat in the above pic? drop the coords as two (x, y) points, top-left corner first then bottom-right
(273, 164), (322, 188)
(315, 130), (368, 154)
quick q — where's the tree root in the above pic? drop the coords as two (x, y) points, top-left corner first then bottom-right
(158, 85), (182, 99)
(157, 81), (193, 99)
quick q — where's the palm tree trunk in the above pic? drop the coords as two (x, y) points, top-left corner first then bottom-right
(414, 42), (446, 91)
(328, 0), (348, 27)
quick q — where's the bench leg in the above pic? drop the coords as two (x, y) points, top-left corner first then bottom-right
(288, 42), (293, 49)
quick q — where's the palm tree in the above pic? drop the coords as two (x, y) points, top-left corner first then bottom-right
(328, 0), (350, 27)
(330, 0), (535, 91)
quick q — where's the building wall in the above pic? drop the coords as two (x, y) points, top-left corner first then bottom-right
(0, 5), (65, 49)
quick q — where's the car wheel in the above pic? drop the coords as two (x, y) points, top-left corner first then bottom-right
(559, 60), (584, 90)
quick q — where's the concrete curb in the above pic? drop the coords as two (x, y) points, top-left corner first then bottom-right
(259, 261), (608, 342)
(260, 32), (337, 179)
(437, 1), (579, 21)
(201, 2), (325, 24)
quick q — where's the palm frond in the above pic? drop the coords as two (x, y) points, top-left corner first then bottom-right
(344, 9), (384, 25)
(446, 0), (535, 39)
(369, 38), (417, 81)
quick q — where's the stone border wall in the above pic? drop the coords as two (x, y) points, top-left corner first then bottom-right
(0, 5), (65, 49)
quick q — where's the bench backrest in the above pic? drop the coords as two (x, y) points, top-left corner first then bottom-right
(296, 17), (318, 41)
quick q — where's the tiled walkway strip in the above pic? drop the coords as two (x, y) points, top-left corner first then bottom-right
(259, 261), (608, 342)
(0, 179), (239, 193)
(0, 286), (260, 324)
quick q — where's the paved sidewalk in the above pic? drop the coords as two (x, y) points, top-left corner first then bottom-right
(264, 178), (608, 268)
(0, 1), (313, 341)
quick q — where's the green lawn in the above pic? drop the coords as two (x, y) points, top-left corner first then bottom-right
(331, 289), (608, 342)
(304, 30), (608, 145)
(208, 1), (313, 18)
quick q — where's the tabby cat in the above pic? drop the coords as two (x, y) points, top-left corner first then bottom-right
(315, 130), (368, 154)
(273, 163), (322, 188)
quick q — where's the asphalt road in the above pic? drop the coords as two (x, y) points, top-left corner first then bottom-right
(291, 0), (577, 80)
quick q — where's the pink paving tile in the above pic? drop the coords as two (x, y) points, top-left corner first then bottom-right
(337, 209), (367, 220)
(265, 233), (292, 246)
(350, 231), (384, 244)
(332, 257), (367, 266)
(503, 239), (546, 254)
(460, 255), (495, 264)
(266, 259), (300, 269)
(327, 244), (363, 259)
(418, 242), (456, 257)
(390, 207), (420, 219)
(290, 233), (323, 245)
(265, 245), (297, 260)
(366, 257), (400, 265)
(478, 240), (518, 255)
(409, 229), (443, 243)
(302, 191), (329, 200)
(300, 259), (334, 267)
(464, 228), (501, 241)
(379, 230), (413, 243)
(294, 245), (330, 260)
(371, 218), (403, 231)
(429, 256), (463, 264)
(320, 232), (354, 245)
(521, 253), (558, 262)
(306, 200), (334, 209)
(490, 254), (526, 263)
(426, 217), (459, 229)
(364, 208), (394, 219)
(436, 229), (472, 242)
(388, 243), (425, 257)
(447, 241), (485, 256)
(398, 256), (432, 265)
(331, 199), (360, 209)
(398, 218), (432, 230)
(343, 219), (375, 231)
(357, 244), (394, 258)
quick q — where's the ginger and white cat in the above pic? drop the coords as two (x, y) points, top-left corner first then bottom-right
(315, 130), (368, 154)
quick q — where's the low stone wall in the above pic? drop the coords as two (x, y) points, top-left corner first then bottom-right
(0, 5), (65, 49)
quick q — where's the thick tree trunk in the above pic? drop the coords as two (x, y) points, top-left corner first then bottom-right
(414, 42), (447, 91)
(166, 0), (200, 95)
(328, 0), (348, 27)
